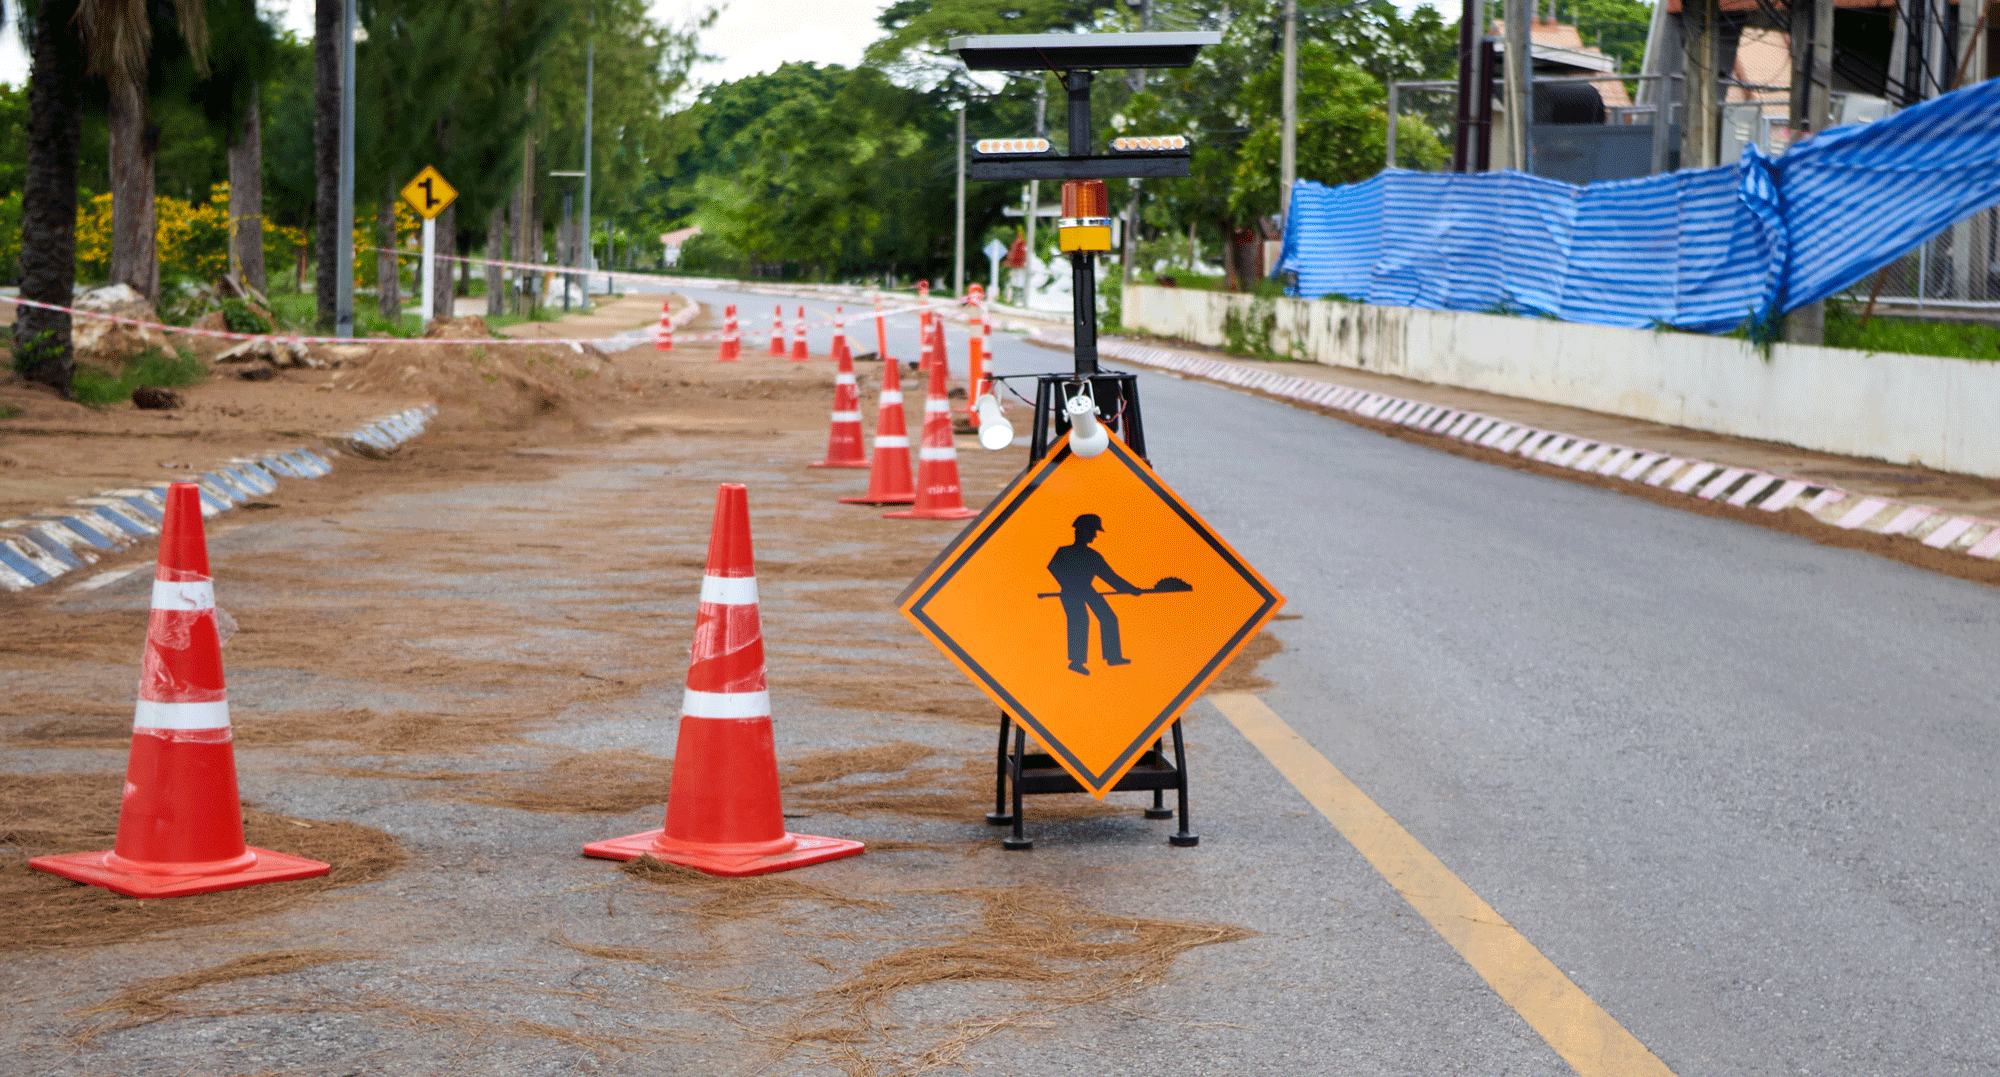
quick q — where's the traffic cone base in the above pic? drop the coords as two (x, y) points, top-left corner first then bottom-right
(583, 826), (863, 877)
(883, 501), (978, 519)
(840, 490), (916, 505)
(31, 845), (331, 899)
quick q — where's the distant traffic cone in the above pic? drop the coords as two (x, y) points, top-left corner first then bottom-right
(790, 305), (809, 361)
(655, 300), (673, 351)
(584, 484), (865, 877)
(831, 307), (851, 363)
(719, 304), (740, 361)
(886, 322), (978, 520)
(840, 338), (916, 505)
(30, 483), (331, 898)
(769, 305), (785, 355)
(809, 323), (870, 470)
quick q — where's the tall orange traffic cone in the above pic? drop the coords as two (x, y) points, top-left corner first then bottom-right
(966, 285), (988, 427)
(790, 305), (809, 361)
(809, 324), (869, 470)
(916, 280), (933, 373)
(768, 305), (786, 355)
(30, 484), (331, 898)
(886, 322), (978, 520)
(872, 298), (890, 365)
(719, 304), (740, 361)
(655, 300), (673, 351)
(840, 339), (916, 505)
(584, 484), (864, 877)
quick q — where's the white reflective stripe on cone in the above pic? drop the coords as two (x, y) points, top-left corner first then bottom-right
(832, 411), (862, 422)
(152, 579), (215, 610)
(836, 374), (857, 386)
(878, 391), (902, 404)
(681, 689), (771, 719)
(925, 400), (951, 413)
(133, 698), (231, 730)
(698, 575), (759, 606)
(874, 436), (911, 448)
(920, 447), (958, 460)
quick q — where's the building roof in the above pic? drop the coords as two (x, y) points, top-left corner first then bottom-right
(660, 226), (701, 245)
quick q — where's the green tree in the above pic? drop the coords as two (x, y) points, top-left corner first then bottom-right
(1229, 41), (1448, 222)
(1566, 0), (1653, 74)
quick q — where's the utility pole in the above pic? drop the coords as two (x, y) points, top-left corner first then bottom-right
(336, 0), (355, 337)
(1122, 0), (1152, 286)
(1502, 0), (1531, 171)
(955, 102), (966, 297)
(581, 14), (594, 288)
(1279, 0), (1297, 228)
(1784, 0), (1835, 343)
(1025, 82), (1046, 307)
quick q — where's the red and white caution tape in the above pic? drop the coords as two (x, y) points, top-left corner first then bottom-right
(0, 291), (962, 350)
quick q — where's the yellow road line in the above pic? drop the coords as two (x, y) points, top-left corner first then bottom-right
(1209, 691), (1678, 1077)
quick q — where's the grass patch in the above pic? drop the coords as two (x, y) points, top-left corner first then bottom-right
(0, 404), (20, 419)
(264, 292), (424, 337)
(1826, 302), (2000, 361)
(485, 306), (566, 332)
(71, 346), (207, 406)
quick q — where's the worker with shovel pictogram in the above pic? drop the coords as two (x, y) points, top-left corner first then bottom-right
(1041, 514), (1194, 675)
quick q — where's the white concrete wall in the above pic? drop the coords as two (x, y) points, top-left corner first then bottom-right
(1125, 284), (2000, 478)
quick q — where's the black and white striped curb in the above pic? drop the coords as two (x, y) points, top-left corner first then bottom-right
(1084, 336), (2000, 563)
(0, 404), (437, 592)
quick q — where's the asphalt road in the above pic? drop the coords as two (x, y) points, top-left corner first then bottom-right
(660, 281), (2000, 1075)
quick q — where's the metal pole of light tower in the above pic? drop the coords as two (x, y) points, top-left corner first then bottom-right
(1065, 70), (1098, 377)
(1279, 0), (1297, 232)
(954, 103), (966, 297)
(335, 0), (356, 337)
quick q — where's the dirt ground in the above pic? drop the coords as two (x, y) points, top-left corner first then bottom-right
(0, 308), (1275, 1075)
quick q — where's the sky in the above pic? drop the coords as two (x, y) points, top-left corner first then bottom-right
(0, 0), (892, 89)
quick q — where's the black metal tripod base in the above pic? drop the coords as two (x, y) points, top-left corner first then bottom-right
(988, 711), (1194, 849)
(1169, 833), (1200, 847)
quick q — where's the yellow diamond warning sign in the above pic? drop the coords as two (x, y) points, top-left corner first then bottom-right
(399, 165), (457, 220)
(898, 434), (1284, 797)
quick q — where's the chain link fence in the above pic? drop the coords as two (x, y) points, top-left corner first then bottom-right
(1836, 207), (2000, 315)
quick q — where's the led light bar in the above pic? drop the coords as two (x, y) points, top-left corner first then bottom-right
(974, 138), (1053, 155)
(1109, 135), (1189, 153)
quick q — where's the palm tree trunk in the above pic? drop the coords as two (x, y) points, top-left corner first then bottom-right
(485, 201), (506, 318)
(313, 0), (341, 330)
(227, 93), (267, 293)
(13, 0), (86, 397)
(376, 194), (400, 319)
(108, 82), (161, 301)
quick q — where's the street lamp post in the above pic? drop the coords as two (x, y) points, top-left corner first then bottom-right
(336, 0), (356, 337)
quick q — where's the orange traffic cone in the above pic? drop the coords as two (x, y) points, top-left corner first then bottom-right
(916, 281), (933, 374)
(886, 322), (978, 520)
(809, 320), (869, 470)
(584, 484), (864, 877)
(719, 304), (740, 361)
(831, 306), (851, 364)
(790, 305), (809, 361)
(966, 285), (988, 427)
(768, 305), (785, 355)
(871, 298), (890, 365)
(840, 336), (916, 505)
(655, 299), (673, 351)
(30, 484), (331, 898)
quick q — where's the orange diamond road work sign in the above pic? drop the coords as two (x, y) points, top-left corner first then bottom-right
(399, 165), (457, 220)
(898, 434), (1285, 798)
